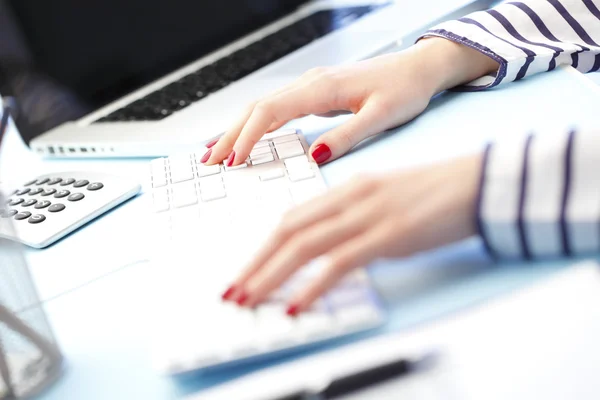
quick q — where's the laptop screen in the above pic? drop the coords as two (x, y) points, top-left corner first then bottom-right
(0, 0), (307, 142)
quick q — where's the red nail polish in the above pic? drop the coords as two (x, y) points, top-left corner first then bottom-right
(286, 304), (300, 317)
(226, 151), (236, 167)
(221, 285), (236, 301)
(236, 290), (248, 306)
(311, 143), (332, 164)
(200, 149), (212, 163)
(206, 139), (218, 148)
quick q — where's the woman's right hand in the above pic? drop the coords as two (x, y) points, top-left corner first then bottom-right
(202, 37), (499, 167)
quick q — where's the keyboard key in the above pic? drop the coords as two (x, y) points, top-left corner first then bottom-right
(256, 304), (298, 348)
(169, 157), (194, 183)
(28, 188), (44, 196)
(41, 188), (57, 196)
(47, 178), (63, 185)
(272, 134), (299, 145)
(253, 140), (270, 149)
(73, 179), (90, 188)
(16, 188), (30, 196)
(54, 190), (70, 198)
(28, 214), (46, 224)
(48, 204), (66, 213)
(196, 163), (221, 177)
(35, 178), (50, 185)
(87, 182), (104, 191)
(153, 189), (170, 212)
(334, 303), (382, 331)
(68, 193), (85, 202)
(22, 199), (37, 207)
(8, 198), (24, 206)
(250, 146), (272, 158)
(60, 178), (76, 186)
(171, 183), (198, 208)
(199, 175), (226, 202)
(275, 140), (305, 159)
(224, 161), (248, 171)
(151, 159), (168, 187)
(297, 310), (336, 341)
(259, 167), (285, 182)
(250, 153), (275, 166)
(287, 165), (315, 182)
(34, 200), (51, 209)
(14, 211), (31, 220)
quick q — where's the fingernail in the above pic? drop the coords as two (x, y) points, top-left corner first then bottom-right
(236, 290), (249, 306)
(311, 143), (332, 164)
(206, 139), (218, 148)
(286, 303), (300, 317)
(226, 150), (236, 167)
(221, 285), (236, 301)
(200, 149), (212, 163)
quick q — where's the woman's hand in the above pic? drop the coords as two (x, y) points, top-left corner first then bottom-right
(222, 153), (483, 314)
(201, 37), (498, 167)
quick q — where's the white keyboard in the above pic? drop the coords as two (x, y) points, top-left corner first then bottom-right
(147, 129), (385, 374)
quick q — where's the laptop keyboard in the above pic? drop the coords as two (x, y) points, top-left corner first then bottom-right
(94, 5), (383, 123)
(147, 129), (385, 373)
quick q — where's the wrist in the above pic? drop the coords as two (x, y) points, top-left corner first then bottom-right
(412, 37), (499, 95)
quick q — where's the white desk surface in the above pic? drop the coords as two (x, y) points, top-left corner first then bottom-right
(1, 13), (600, 400)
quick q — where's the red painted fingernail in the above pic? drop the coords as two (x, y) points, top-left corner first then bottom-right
(206, 139), (218, 148)
(311, 143), (332, 164)
(200, 149), (212, 163)
(236, 290), (248, 306)
(286, 303), (300, 317)
(226, 150), (236, 167)
(221, 285), (236, 301)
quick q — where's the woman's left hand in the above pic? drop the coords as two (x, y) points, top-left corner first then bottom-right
(222, 152), (483, 314)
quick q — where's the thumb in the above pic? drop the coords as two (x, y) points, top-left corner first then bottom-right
(308, 103), (387, 165)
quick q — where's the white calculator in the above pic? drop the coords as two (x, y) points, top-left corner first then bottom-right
(0, 172), (141, 248)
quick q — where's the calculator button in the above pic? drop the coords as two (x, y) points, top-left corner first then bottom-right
(87, 182), (104, 191)
(41, 188), (57, 196)
(22, 199), (37, 207)
(29, 188), (44, 196)
(36, 178), (50, 185)
(28, 214), (46, 224)
(1, 209), (17, 218)
(73, 180), (90, 188)
(47, 178), (63, 185)
(34, 200), (51, 209)
(54, 190), (70, 198)
(68, 193), (85, 202)
(14, 211), (31, 220)
(24, 179), (37, 186)
(16, 188), (31, 196)
(8, 198), (24, 206)
(48, 204), (66, 213)
(60, 178), (76, 186)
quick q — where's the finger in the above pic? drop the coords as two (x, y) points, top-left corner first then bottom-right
(204, 83), (301, 165)
(242, 204), (377, 307)
(286, 226), (389, 315)
(223, 177), (379, 301)
(315, 110), (352, 118)
(308, 101), (390, 165)
(229, 84), (339, 166)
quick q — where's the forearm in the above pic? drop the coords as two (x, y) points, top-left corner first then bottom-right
(417, 0), (600, 91)
(477, 129), (600, 259)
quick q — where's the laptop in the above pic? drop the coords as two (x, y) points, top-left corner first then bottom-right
(0, 0), (408, 158)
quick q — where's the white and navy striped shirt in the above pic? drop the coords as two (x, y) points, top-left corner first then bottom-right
(419, 0), (600, 259)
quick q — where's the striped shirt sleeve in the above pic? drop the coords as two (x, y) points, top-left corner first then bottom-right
(477, 129), (600, 259)
(419, 0), (600, 90)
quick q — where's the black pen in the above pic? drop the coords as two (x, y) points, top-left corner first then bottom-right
(274, 352), (437, 400)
